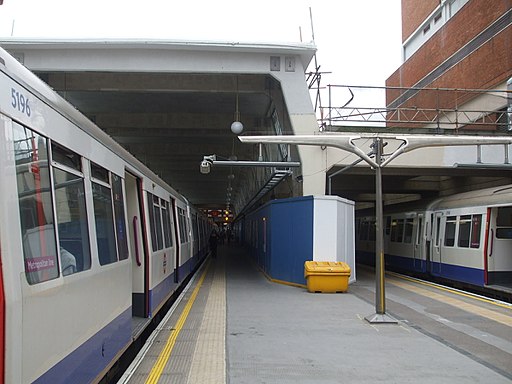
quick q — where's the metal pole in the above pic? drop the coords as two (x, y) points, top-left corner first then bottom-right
(375, 138), (385, 314)
(365, 138), (397, 323)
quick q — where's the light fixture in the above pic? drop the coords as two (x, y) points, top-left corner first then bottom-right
(200, 159), (211, 174)
(230, 76), (244, 135)
(199, 155), (216, 174)
(231, 121), (243, 135)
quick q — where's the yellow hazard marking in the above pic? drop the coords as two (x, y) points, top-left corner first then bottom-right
(388, 272), (512, 310)
(145, 261), (210, 384)
(388, 278), (512, 327)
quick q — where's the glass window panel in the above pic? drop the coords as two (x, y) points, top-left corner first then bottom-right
(396, 219), (404, 243)
(147, 193), (158, 252)
(435, 217), (441, 246)
(51, 142), (81, 171)
(404, 218), (414, 243)
(470, 215), (482, 248)
(416, 217), (423, 245)
(444, 216), (457, 247)
(390, 219), (398, 242)
(178, 208), (188, 243)
(385, 216), (391, 235)
(496, 207), (512, 226)
(153, 202), (163, 250)
(368, 220), (376, 241)
(53, 167), (91, 275)
(14, 125), (59, 284)
(162, 201), (173, 248)
(91, 162), (109, 183)
(93, 182), (117, 265)
(112, 174), (129, 260)
(458, 215), (471, 248)
(496, 207), (512, 239)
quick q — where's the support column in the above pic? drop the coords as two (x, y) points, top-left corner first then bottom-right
(365, 138), (397, 324)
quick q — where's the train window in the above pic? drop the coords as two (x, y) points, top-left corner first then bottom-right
(385, 216), (391, 235)
(390, 219), (398, 242)
(391, 219), (405, 243)
(112, 174), (129, 260)
(53, 167), (91, 275)
(178, 208), (188, 243)
(496, 207), (512, 239)
(457, 214), (482, 248)
(368, 220), (376, 241)
(92, 182), (117, 265)
(356, 220), (362, 240)
(13, 125), (59, 284)
(416, 217), (423, 245)
(162, 200), (173, 248)
(91, 162), (109, 183)
(458, 215), (472, 248)
(363, 220), (371, 241)
(192, 214), (198, 243)
(147, 194), (156, 251)
(470, 215), (482, 248)
(435, 217), (441, 246)
(444, 216), (457, 247)
(51, 142), (81, 171)
(404, 218), (414, 243)
(147, 194), (164, 251)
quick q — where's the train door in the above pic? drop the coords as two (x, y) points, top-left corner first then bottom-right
(413, 214), (423, 271)
(425, 213), (433, 274)
(171, 198), (180, 284)
(125, 172), (149, 318)
(430, 212), (443, 276)
(486, 206), (512, 286)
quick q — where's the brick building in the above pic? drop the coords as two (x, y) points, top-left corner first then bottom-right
(386, 0), (511, 131)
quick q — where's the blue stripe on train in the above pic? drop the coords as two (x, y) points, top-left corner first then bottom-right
(357, 250), (485, 286)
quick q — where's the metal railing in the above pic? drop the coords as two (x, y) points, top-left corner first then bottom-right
(316, 84), (511, 133)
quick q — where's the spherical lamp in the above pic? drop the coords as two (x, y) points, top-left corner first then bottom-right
(231, 121), (244, 135)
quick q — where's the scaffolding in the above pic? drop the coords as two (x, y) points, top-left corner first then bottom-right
(309, 83), (511, 134)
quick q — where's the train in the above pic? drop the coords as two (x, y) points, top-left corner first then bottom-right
(0, 47), (213, 383)
(356, 185), (512, 296)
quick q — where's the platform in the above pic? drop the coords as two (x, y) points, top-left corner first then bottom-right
(118, 244), (512, 384)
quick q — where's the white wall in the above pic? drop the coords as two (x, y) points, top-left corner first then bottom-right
(312, 195), (356, 283)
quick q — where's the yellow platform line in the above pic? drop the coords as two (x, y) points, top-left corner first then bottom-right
(388, 272), (512, 309)
(145, 261), (210, 384)
(388, 277), (512, 327)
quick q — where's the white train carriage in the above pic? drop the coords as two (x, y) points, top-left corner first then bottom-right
(356, 185), (512, 289)
(0, 47), (210, 383)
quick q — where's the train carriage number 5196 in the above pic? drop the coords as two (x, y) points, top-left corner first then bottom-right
(11, 88), (31, 117)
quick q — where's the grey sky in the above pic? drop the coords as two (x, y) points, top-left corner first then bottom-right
(0, 0), (402, 109)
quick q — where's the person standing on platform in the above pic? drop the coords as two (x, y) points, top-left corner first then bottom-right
(209, 230), (219, 259)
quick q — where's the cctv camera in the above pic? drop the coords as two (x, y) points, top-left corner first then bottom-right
(200, 160), (211, 174)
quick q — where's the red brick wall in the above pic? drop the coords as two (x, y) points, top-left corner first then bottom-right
(402, 0), (440, 42)
(387, 1), (512, 93)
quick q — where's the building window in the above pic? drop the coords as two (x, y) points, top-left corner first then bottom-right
(403, 0), (470, 60)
